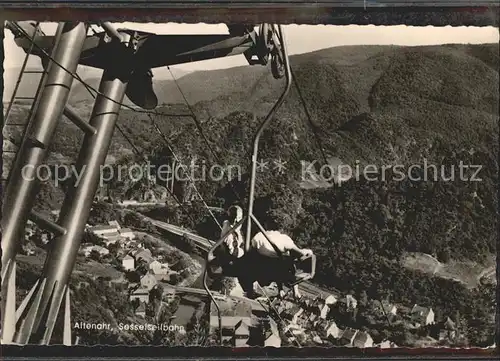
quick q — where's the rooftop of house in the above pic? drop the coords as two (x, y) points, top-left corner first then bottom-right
(120, 228), (134, 233)
(101, 232), (121, 238)
(89, 225), (118, 231)
(210, 298), (252, 318)
(411, 304), (432, 316)
(286, 305), (303, 315)
(141, 273), (156, 281)
(444, 317), (456, 330)
(311, 298), (325, 308)
(134, 249), (152, 256)
(123, 254), (134, 260)
(234, 320), (250, 334)
(322, 320), (338, 331)
(341, 328), (358, 341)
(133, 286), (150, 295)
(317, 293), (336, 301)
(135, 250), (154, 263)
(354, 331), (372, 345)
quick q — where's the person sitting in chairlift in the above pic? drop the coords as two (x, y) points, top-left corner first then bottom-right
(237, 229), (313, 300)
(220, 205), (244, 258)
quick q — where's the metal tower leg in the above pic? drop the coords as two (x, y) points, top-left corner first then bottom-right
(63, 288), (72, 345)
(1, 22), (88, 343)
(14, 49), (131, 344)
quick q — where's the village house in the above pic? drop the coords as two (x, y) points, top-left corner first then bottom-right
(410, 304), (435, 326)
(317, 303), (330, 320)
(133, 249), (154, 265)
(353, 331), (374, 348)
(135, 302), (146, 317)
(284, 323), (305, 337)
(25, 224), (35, 239)
(346, 294), (358, 309)
(378, 340), (398, 348)
(163, 287), (176, 303)
(130, 286), (150, 303)
(154, 274), (170, 282)
(281, 305), (304, 324)
(372, 300), (398, 317)
(309, 298), (327, 316)
(122, 254), (135, 271)
(140, 273), (158, 291)
(380, 301), (397, 315)
(312, 331), (324, 344)
(82, 245), (109, 257)
(120, 199), (138, 205)
(318, 293), (338, 306)
(88, 224), (122, 245)
(116, 247), (128, 257)
(108, 220), (121, 230)
(317, 320), (341, 340)
(209, 299), (253, 341)
(41, 233), (49, 245)
(339, 328), (358, 346)
(308, 312), (318, 324)
(102, 235), (121, 247)
(232, 320), (250, 347)
(124, 241), (143, 251)
(439, 317), (457, 341)
(261, 318), (281, 347)
(149, 260), (169, 275)
(89, 224), (119, 237)
(119, 228), (135, 239)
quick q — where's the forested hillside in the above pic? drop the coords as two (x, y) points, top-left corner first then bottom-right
(5, 43), (498, 345)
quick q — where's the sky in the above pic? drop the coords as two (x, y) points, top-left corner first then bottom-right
(3, 22), (499, 86)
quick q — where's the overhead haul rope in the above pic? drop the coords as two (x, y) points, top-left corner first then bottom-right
(290, 67), (330, 167)
(165, 65), (248, 204)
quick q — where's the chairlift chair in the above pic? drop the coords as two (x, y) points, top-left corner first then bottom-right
(202, 24), (316, 345)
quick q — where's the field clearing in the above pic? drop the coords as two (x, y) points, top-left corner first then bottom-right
(402, 252), (496, 289)
(74, 259), (124, 280)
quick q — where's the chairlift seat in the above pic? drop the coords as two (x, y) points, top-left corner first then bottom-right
(208, 244), (316, 288)
(288, 253), (316, 286)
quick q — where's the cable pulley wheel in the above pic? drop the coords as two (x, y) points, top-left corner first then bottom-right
(258, 24), (274, 65)
(271, 52), (285, 79)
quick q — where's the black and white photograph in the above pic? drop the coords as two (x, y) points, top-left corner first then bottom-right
(1, 21), (498, 348)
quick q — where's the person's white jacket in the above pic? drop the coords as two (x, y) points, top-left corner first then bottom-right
(251, 230), (313, 258)
(221, 207), (244, 257)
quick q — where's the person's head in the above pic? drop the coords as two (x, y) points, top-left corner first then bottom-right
(227, 205), (243, 224)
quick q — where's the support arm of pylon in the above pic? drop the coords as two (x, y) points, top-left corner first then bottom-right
(29, 211), (67, 236)
(63, 106), (97, 136)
